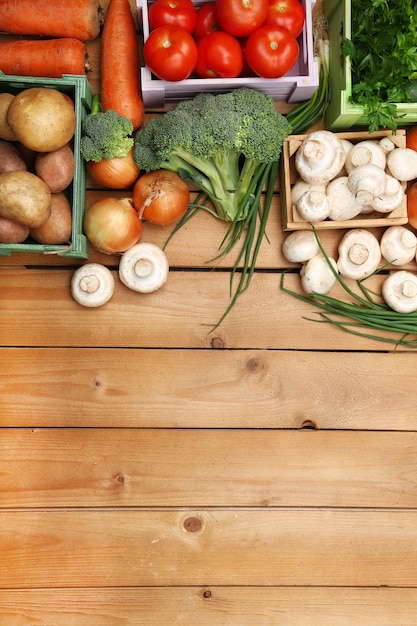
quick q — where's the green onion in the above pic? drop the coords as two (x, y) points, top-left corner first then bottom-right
(280, 228), (417, 349)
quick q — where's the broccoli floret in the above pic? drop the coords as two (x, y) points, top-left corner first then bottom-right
(133, 88), (292, 221)
(80, 94), (134, 162)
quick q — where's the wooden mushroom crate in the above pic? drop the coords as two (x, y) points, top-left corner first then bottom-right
(280, 129), (409, 231)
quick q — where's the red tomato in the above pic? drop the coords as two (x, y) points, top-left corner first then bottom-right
(245, 24), (299, 78)
(196, 31), (243, 78)
(406, 126), (417, 152)
(194, 2), (220, 40)
(148, 0), (197, 34)
(215, 0), (269, 37)
(407, 182), (417, 230)
(264, 0), (305, 38)
(143, 26), (198, 81)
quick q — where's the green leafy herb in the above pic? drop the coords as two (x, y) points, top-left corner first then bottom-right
(341, 0), (417, 132)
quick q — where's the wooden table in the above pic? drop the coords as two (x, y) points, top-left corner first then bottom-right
(1, 1), (417, 623)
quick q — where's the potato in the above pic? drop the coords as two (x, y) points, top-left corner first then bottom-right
(0, 139), (27, 174)
(0, 170), (51, 228)
(35, 144), (74, 192)
(0, 215), (29, 243)
(30, 192), (72, 244)
(7, 88), (76, 152)
(0, 93), (17, 141)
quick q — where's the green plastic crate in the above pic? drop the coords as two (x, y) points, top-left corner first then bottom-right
(323, 0), (417, 130)
(0, 73), (93, 258)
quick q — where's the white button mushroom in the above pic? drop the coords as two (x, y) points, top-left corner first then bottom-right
(386, 147), (417, 182)
(71, 263), (115, 308)
(337, 229), (381, 280)
(300, 253), (338, 295)
(371, 174), (405, 214)
(295, 130), (346, 184)
(382, 270), (417, 313)
(291, 178), (327, 207)
(347, 163), (387, 206)
(295, 189), (330, 222)
(282, 230), (320, 263)
(344, 140), (387, 174)
(326, 176), (363, 221)
(119, 242), (169, 293)
(380, 225), (417, 266)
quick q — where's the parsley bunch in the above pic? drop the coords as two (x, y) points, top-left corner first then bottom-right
(342, 0), (417, 132)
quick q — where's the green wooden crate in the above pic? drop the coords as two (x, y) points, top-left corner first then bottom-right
(0, 73), (92, 258)
(323, 0), (417, 130)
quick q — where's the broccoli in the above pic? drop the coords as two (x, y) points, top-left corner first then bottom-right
(80, 94), (134, 162)
(133, 88), (292, 221)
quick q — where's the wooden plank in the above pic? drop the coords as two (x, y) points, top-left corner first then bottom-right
(1, 348), (417, 429)
(0, 269), (414, 351)
(1, 429), (417, 508)
(1, 587), (417, 625)
(1, 510), (417, 588)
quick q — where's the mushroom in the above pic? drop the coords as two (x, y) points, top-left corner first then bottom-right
(380, 225), (417, 266)
(71, 263), (115, 308)
(295, 189), (330, 221)
(347, 163), (387, 206)
(382, 270), (417, 313)
(282, 230), (320, 263)
(291, 178), (327, 207)
(119, 242), (169, 293)
(344, 140), (387, 174)
(371, 174), (405, 213)
(326, 176), (363, 221)
(295, 130), (346, 184)
(387, 147), (417, 181)
(300, 253), (338, 295)
(337, 229), (381, 280)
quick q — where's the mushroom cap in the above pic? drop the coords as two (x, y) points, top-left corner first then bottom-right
(380, 225), (417, 266)
(295, 130), (346, 184)
(300, 253), (338, 295)
(387, 147), (417, 181)
(119, 242), (169, 293)
(382, 270), (417, 313)
(371, 175), (405, 213)
(347, 163), (387, 206)
(326, 176), (363, 221)
(71, 263), (115, 308)
(282, 230), (320, 263)
(337, 229), (381, 280)
(344, 140), (387, 173)
(295, 189), (330, 222)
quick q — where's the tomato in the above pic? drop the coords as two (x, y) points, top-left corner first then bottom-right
(194, 2), (220, 40)
(406, 126), (417, 152)
(196, 31), (243, 78)
(143, 26), (198, 81)
(148, 0), (197, 34)
(407, 182), (417, 230)
(264, 0), (305, 38)
(215, 0), (269, 38)
(245, 24), (299, 78)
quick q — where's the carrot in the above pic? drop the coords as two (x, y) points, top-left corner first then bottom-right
(100, 0), (144, 131)
(0, 39), (90, 78)
(0, 0), (102, 42)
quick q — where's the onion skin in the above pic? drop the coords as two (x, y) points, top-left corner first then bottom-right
(87, 148), (140, 189)
(83, 196), (142, 254)
(132, 169), (190, 225)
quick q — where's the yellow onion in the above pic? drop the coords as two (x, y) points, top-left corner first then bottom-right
(132, 169), (190, 225)
(84, 196), (142, 254)
(87, 148), (140, 189)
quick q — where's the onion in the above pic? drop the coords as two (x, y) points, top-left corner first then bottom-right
(87, 148), (140, 189)
(132, 170), (190, 225)
(83, 196), (142, 254)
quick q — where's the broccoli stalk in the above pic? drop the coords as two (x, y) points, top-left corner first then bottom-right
(80, 94), (134, 163)
(133, 88), (292, 222)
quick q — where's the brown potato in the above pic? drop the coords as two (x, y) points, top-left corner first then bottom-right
(0, 93), (17, 141)
(30, 192), (72, 244)
(0, 139), (27, 174)
(7, 88), (76, 152)
(0, 170), (51, 228)
(0, 215), (29, 243)
(35, 144), (74, 192)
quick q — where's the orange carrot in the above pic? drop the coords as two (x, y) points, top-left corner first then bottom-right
(100, 0), (144, 131)
(0, 0), (102, 42)
(0, 39), (90, 78)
